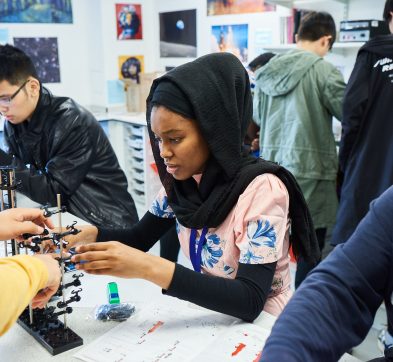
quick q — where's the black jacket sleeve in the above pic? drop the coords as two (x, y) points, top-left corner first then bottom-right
(97, 211), (176, 251)
(0, 149), (13, 165)
(4, 107), (98, 206)
(164, 262), (276, 322)
(339, 51), (370, 173)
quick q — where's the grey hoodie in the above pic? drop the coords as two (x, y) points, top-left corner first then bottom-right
(257, 49), (321, 96)
(253, 48), (345, 180)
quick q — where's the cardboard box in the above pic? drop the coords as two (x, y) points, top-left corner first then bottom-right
(123, 72), (164, 113)
(123, 80), (140, 113)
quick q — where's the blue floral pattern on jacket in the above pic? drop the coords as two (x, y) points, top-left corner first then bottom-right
(150, 196), (175, 218)
(240, 220), (277, 264)
(223, 264), (235, 276)
(201, 233), (223, 269)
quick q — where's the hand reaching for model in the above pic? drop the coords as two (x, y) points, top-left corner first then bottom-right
(0, 208), (54, 241)
(71, 241), (175, 289)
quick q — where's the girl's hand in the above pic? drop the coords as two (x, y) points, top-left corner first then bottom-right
(71, 241), (148, 278)
(71, 241), (175, 289)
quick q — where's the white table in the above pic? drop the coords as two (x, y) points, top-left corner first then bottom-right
(0, 272), (362, 362)
(0, 274), (159, 362)
(0, 195), (361, 361)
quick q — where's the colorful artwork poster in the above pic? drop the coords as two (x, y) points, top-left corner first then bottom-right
(211, 24), (248, 63)
(116, 3), (142, 40)
(118, 55), (144, 83)
(207, 0), (275, 16)
(159, 9), (197, 58)
(13, 37), (60, 83)
(0, 0), (73, 23)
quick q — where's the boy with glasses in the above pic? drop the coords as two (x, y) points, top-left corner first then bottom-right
(0, 44), (138, 228)
(0, 79), (30, 108)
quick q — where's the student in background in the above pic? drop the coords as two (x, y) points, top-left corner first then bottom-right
(246, 52), (276, 158)
(67, 53), (319, 321)
(260, 185), (393, 362)
(248, 52), (276, 92)
(331, 0), (393, 353)
(248, 52), (276, 73)
(0, 44), (138, 228)
(252, 12), (345, 288)
(0, 208), (60, 336)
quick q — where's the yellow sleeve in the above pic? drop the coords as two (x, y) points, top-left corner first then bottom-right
(0, 255), (48, 336)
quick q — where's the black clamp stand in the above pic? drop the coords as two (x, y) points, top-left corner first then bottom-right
(17, 199), (84, 355)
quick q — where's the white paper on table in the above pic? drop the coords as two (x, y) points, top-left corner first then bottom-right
(74, 301), (237, 362)
(192, 322), (270, 361)
(73, 299), (361, 362)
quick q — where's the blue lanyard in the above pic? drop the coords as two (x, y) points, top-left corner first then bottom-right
(189, 227), (208, 273)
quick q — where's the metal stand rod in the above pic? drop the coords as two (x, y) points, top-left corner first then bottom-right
(10, 170), (19, 255)
(0, 174), (5, 257)
(0, 168), (18, 256)
(29, 304), (33, 325)
(57, 194), (67, 330)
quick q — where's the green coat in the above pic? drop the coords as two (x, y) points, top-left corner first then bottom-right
(253, 49), (346, 228)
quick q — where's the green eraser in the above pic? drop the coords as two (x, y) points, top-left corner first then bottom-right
(107, 282), (120, 304)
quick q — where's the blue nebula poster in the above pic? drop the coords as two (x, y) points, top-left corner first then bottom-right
(0, 0), (73, 23)
(14, 37), (61, 83)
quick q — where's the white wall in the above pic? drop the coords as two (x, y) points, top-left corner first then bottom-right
(3, 0), (95, 106)
(1, 0), (158, 109)
(153, 0), (290, 70)
(348, 0), (386, 19)
(85, 0), (158, 108)
(328, 0), (388, 81)
(151, 0), (386, 80)
(2, 0), (386, 107)
(98, 0), (157, 79)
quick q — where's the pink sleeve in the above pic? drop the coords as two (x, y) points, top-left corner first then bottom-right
(233, 174), (289, 264)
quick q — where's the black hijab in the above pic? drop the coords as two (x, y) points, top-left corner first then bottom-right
(146, 53), (320, 265)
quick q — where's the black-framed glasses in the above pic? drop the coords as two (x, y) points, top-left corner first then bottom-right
(0, 79), (30, 107)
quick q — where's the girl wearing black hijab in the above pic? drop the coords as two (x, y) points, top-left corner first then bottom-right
(71, 53), (319, 321)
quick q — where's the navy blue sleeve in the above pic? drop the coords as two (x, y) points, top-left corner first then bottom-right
(261, 186), (393, 362)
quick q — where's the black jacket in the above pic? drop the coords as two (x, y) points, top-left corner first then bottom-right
(3, 87), (138, 228)
(331, 34), (393, 245)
